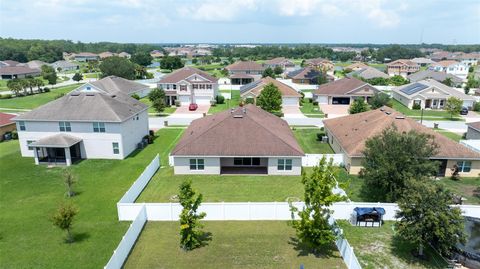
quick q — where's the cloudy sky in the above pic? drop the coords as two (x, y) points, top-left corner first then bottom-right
(1, 0), (479, 44)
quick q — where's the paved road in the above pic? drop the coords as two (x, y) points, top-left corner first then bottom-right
(420, 120), (468, 133)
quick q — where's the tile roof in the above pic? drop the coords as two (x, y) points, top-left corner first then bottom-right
(240, 77), (301, 97)
(264, 57), (294, 65)
(171, 104), (304, 157)
(30, 134), (82, 148)
(225, 61), (265, 72)
(434, 60), (461, 67)
(314, 77), (378, 96)
(75, 52), (98, 57)
(345, 62), (369, 70)
(323, 107), (480, 159)
(89, 76), (148, 95)
(0, 112), (15, 127)
(159, 66), (218, 84)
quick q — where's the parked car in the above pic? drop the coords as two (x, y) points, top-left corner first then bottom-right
(189, 103), (198, 111)
(460, 107), (468, 115)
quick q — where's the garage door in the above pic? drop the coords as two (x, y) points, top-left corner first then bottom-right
(193, 96), (212, 105)
(332, 97), (350, 105)
(282, 97), (299, 106)
(316, 95), (328, 104)
(179, 95), (191, 105)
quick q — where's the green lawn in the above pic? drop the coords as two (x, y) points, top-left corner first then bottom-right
(124, 221), (346, 269)
(0, 128), (183, 268)
(433, 128), (463, 142)
(391, 99), (462, 120)
(0, 84), (81, 109)
(338, 221), (447, 269)
(437, 177), (480, 205)
(208, 90), (240, 114)
(83, 72), (100, 79)
(0, 80), (8, 92)
(139, 97), (177, 115)
(293, 128), (334, 153)
(299, 99), (324, 117)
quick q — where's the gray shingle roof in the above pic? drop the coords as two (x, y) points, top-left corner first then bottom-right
(89, 76), (149, 95)
(14, 92), (147, 122)
(407, 70), (463, 85)
(30, 134), (82, 148)
(347, 67), (389, 79)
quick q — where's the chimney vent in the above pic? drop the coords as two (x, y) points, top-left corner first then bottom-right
(395, 116), (405, 119)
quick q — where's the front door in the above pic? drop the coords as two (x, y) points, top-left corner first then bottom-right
(425, 99), (432, 108)
(432, 159), (447, 177)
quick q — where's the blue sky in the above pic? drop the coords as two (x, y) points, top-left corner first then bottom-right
(1, 0), (479, 44)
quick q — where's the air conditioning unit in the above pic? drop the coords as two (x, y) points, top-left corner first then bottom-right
(321, 136), (328, 143)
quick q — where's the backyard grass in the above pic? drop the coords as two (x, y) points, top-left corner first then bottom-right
(83, 72), (100, 79)
(0, 80), (8, 91)
(208, 90), (240, 114)
(293, 128), (334, 153)
(299, 99), (324, 117)
(437, 177), (480, 205)
(139, 97), (176, 115)
(433, 128), (463, 142)
(0, 84), (81, 109)
(392, 99), (462, 120)
(338, 221), (447, 269)
(124, 221), (346, 269)
(0, 128), (183, 268)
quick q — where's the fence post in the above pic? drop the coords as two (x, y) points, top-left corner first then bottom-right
(248, 202), (251, 220)
(348, 246), (353, 268)
(222, 202), (225, 220)
(274, 201), (277, 219)
(170, 203), (173, 221)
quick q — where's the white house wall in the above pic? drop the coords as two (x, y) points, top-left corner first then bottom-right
(267, 157), (302, 175)
(173, 157), (221, 174)
(282, 97), (300, 106)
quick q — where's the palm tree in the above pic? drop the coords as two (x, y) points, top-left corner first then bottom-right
(34, 78), (44, 92)
(19, 79), (29, 96)
(7, 79), (22, 96)
(25, 76), (35, 95)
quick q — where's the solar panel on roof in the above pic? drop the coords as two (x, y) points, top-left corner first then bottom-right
(400, 83), (429, 95)
(240, 80), (262, 94)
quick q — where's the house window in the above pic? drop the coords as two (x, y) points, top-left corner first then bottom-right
(18, 121), (26, 131)
(59, 122), (71, 132)
(173, 84), (177, 90)
(207, 84), (212, 89)
(27, 140), (35, 150)
(93, 122), (106, 132)
(233, 157), (260, 166)
(456, 161), (472, 173)
(189, 159), (204, 170)
(112, 142), (119, 154)
(277, 159), (293, 171)
(439, 100), (445, 107)
(193, 84), (198, 89)
(180, 85), (187, 91)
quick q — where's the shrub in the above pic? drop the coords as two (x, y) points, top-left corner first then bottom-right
(11, 130), (18, 139)
(309, 98), (313, 103)
(149, 130), (155, 136)
(412, 103), (421, 110)
(312, 101), (319, 106)
(54, 93), (65, 99)
(216, 95), (225, 104)
(474, 102), (480, 112)
(0, 94), (12, 99)
(210, 100), (217, 106)
(175, 100), (181, 107)
(245, 97), (255, 104)
(316, 133), (323, 141)
(272, 111), (284, 117)
(131, 93), (140, 100)
(43, 87), (50, 92)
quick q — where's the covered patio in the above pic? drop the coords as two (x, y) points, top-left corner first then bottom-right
(220, 157), (268, 175)
(30, 134), (83, 166)
(230, 74), (255, 85)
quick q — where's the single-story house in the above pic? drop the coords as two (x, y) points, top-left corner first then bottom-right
(99, 52), (116, 59)
(392, 79), (476, 110)
(313, 77), (380, 105)
(263, 57), (296, 72)
(0, 112), (16, 141)
(171, 104), (304, 175)
(0, 66), (41, 80)
(466, 122), (480, 140)
(386, 59), (420, 77)
(74, 52), (99, 62)
(286, 67), (332, 85)
(323, 107), (480, 176)
(13, 91), (149, 166)
(50, 60), (79, 72)
(118, 52), (131, 59)
(26, 60), (48, 70)
(411, 57), (436, 66)
(407, 70), (464, 87)
(240, 77), (302, 106)
(344, 62), (369, 72)
(74, 75), (151, 98)
(346, 67), (389, 80)
(150, 50), (164, 58)
(225, 61), (265, 85)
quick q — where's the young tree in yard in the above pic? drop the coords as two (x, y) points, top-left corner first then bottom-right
(262, 67), (275, 78)
(359, 126), (439, 202)
(368, 92), (392, 109)
(99, 56), (136, 80)
(445, 97), (463, 119)
(256, 83), (282, 113)
(52, 203), (78, 243)
(148, 88), (166, 113)
(442, 77), (453, 87)
(348, 98), (369, 114)
(396, 180), (465, 257)
(273, 65), (283, 75)
(41, 65), (57, 85)
(179, 180), (207, 251)
(388, 75), (408, 86)
(290, 157), (346, 253)
(64, 169), (77, 197)
(72, 72), (83, 82)
(317, 72), (329, 85)
(131, 51), (153, 66)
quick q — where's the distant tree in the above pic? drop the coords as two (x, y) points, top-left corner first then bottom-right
(366, 77), (389, 86)
(160, 56), (184, 71)
(25, 76), (36, 95)
(72, 72), (83, 82)
(359, 126), (439, 202)
(19, 78), (29, 95)
(445, 97), (463, 119)
(273, 65), (283, 75)
(52, 203), (78, 243)
(179, 180), (207, 251)
(99, 56), (136, 80)
(290, 157), (346, 253)
(464, 85), (470, 95)
(56, 67), (62, 73)
(256, 83), (282, 113)
(64, 169), (77, 197)
(466, 76), (480, 89)
(131, 51), (153, 66)
(6, 79), (22, 96)
(300, 59), (306, 67)
(348, 98), (369, 114)
(134, 64), (148, 79)
(192, 58), (198, 65)
(396, 180), (465, 257)
(148, 88), (166, 113)
(317, 72), (328, 85)
(442, 77), (453, 87)
(368, 92), (392, 109)
(33, 78), (44, 92)
(262, 67), (275, 78)
(41, 65), (58, 85)
(388, 75), (409, 86)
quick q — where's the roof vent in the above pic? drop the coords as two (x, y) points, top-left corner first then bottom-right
(243, 108), (246, 114)
(385, 111), (391, 115)
(111, 95), (116, 98)
(86, 93), (95, 96)
(395, 116), (405, 119)
(70, 92), (80, 96)
(380, 108), (385, 111)
(233, 114), (243, 118)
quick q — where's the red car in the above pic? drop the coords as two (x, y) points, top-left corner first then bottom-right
(189, 103), (198, 111)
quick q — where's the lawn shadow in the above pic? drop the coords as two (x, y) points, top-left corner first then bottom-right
(72, 232), (90, 243)
(288, 237), (340, 259)
(198, 231), (213, 248)
(358, 183), (387, 202)
(390, 235), (446, 268)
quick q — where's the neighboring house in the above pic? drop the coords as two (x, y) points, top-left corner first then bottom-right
(74, 52), (99, 62)
(346, 67), (389, 80)
(466, 122), (480, 140)
(51, 60), (79, 72)
(0, 60), (22, 67)
(344, 62), (369, 72)
(171, 104), (304, 175)
(392, 79), (476, 110)
(323, 107), (480, 176)
(240, 77), (302, 106)
(118, 52), (131, 59)
(286, 67), (332, 85)
(429, 60), (469, 80)
(150, 50), (164, 58)
(99, 52), (116, 59)
(407, 70), (464, 87)
(411, 57), (436, 66)
(313, 77), (379, 105)
(74, 75), (151, 98)
(458, 53), (480, 66)
(157, 66), (219, 106)
(26, 60), (48, 69)
(13, 91), (149, 166)
(263, 57), (296, 72)
(386, 59), (420, 77)
(305, 58), (334, 74)
(225, 61), (265, 85)
(0, 66), (41, 80)
(0, 112), (16, 141)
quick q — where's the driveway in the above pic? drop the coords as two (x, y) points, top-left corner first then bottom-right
(319, 104), (349, 119)
(172, 104), (210, 115)
(462, 111), (480, 123)
(421, 120), (468, 133)
(282, 106), (306, 118)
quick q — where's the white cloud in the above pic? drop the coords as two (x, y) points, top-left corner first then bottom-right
(278, 0), (321, 17)
(177, 0), (259, 22)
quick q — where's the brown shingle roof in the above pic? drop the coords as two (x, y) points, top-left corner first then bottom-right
(386, 59), (419, 67)
(225, 61), (265, 72)
(240, 77), (301, 98)
(0, 66), (41, 75)
(345, 62), (369, 70)
(314, 77), (378, 96)
(467, 121), (480, 132)
(264, 57), (294, 65)
(323, 107), (480, 159)
(287, 67), (322, 80)
(171, 104), (304, 157)
(159, 66), (218, 84)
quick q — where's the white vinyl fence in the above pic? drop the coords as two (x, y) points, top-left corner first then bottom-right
(104, 206), (147, 269)
(336, 233), (362, 269)
(118, 154), (160, 203)
(302, 154), (344, 166)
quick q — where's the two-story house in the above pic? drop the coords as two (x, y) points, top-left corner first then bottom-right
(304, 58), (334, 75)
(263, 57), (296, 73)
(429, 60), (469, 80)
(225, 61), (265, 85)
(386, 59), (420, 78)
(13, 92), (149, 166)
(157, 66), (218, 106)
